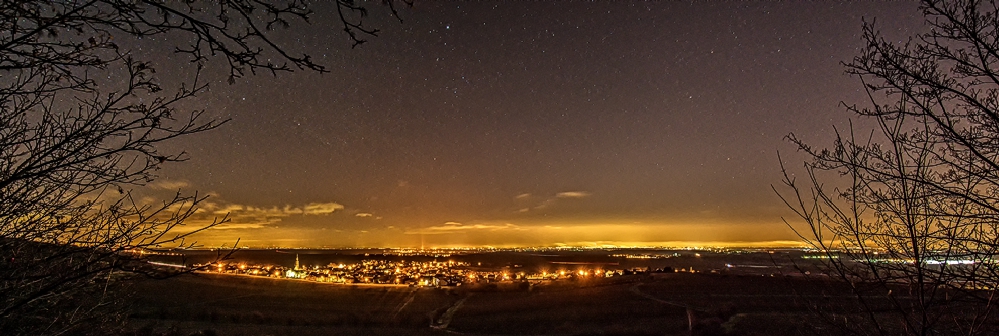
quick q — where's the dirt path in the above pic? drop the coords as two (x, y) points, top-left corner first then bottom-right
(629, 283), (708, 311)
(431, 294), (471, 330)
(629, 283), (692, 308)
(392, 290), (417, 319)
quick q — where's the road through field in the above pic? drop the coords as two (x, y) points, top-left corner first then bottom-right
(392, 290), (417, 319)
(431, 294), (470, 330)
(629, 283), (691, 308)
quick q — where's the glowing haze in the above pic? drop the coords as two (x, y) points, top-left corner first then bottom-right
(144, 2), (924, 248)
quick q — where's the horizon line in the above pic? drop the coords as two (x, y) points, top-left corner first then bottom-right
(166, 240), (810, 250)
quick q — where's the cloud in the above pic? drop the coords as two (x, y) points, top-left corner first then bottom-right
(556, 191), (591, 198)
(206, 202), (343, 217)
(405, 222), (524, 235)
(209, 223), (269, 230)
(302, 203), (344, 215)
(211, 204), (247, 215)
(355, 213), (374, 217)
(515, 193), (532, 199)
(177, 200), (345, 231)
(533, 198), (557, 210)
(149, 180), (191, 190)
(520, 191), (592, 212)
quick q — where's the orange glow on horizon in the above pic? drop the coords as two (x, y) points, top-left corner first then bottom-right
(181, 219), (805, 249)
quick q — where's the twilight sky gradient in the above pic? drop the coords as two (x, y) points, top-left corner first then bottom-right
(141, 2), (925, 248)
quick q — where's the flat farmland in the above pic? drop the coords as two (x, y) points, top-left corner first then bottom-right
(445, 274), (854, 336)
(128, 273), (457, 335)
(447, 279), (688, 335)
(128, 272), (899, 335)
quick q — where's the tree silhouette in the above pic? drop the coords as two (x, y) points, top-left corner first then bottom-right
(778, 0), (999, 334)
(0, 1), (404, 334)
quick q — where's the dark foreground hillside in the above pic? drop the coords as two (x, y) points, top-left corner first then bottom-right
(126, 273), (882, 336)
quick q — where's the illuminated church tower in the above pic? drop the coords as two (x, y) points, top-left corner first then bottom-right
(295, 254), (301, 271)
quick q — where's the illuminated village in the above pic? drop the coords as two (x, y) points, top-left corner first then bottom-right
(197, 253), (678, 288)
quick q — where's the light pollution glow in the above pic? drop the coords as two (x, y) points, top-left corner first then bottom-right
(175, 217), (806, 249)
(144, 2), (924, 249)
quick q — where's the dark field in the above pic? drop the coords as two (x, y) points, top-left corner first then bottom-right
(127, 272), (884, 336)
(129, 273), (455, 335)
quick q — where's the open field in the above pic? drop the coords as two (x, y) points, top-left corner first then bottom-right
(447, 277), (687, 335)
(128, 273), (457, 335)
(443, 274), (858, 336)
(127, 272), (942, 336)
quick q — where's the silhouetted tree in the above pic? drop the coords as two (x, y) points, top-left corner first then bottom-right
(0, 1), (405, 334)
(778, 1), (999, 335)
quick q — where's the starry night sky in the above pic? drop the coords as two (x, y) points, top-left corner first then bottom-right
(140, 2), (925, 248)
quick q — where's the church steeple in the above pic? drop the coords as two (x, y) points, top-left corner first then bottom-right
(295, 254), (301, 270)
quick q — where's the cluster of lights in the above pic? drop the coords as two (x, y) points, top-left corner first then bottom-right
(203, 259), (631, 286)
(610, 253), (680, 259)
(864, 258), (988, 265)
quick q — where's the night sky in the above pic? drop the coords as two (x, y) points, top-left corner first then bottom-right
(140, 2), (925, 248)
